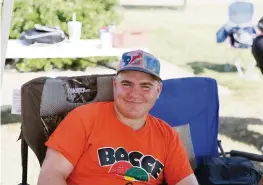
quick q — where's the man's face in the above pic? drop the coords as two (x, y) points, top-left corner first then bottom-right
(113, 70), (162, 119)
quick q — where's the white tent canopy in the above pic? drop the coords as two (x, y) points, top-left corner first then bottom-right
(1, 0), (15, 87)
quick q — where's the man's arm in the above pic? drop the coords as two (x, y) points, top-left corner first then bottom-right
(37, 148), (74, 185)
(259, 177), (263, 185)
(37, 105), (94, 184)
(175, 174), (198, 185)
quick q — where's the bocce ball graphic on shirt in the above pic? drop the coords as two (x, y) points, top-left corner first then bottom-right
(98, 147), (164, 182)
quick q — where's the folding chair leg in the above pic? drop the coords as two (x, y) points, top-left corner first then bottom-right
(242, 59), (259, 80)
(245, 58), (257, 75)
(234, 58), (244, 76)
(225, 47), (232, 72)
(18, 134), (30, 185)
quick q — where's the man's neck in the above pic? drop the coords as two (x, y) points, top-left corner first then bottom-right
(114, 105), (147, 131)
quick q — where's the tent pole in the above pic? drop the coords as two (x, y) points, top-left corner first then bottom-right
(1, 0), (15, 87)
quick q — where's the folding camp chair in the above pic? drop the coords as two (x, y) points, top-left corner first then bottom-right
(216, 0), (257, 77)
(17, 74), (263, 185)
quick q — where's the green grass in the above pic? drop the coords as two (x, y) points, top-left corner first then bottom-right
(119, 3), (263, 119)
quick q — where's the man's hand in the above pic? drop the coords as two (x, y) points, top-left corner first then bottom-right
(175, 174), (199, 185)
(37, 148), (74, 185)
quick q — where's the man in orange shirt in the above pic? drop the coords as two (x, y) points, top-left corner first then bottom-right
(37, 50), (199, 185)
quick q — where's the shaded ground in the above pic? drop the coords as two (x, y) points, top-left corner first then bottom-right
(220, 117), (263, 152)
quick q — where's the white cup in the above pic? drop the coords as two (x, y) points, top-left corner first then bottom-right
(100, 28), (113, 48)
(68, 21), (82, 41)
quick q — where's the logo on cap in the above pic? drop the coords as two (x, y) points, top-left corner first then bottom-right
(118, 50), (161, 80)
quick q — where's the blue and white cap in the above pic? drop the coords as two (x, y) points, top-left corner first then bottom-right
(117, 50), (161, 80)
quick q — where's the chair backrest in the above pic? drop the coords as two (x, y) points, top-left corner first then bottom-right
(228, 0), (254, 27)
(20, 75), (220, 169)
(21, 74), (115, 165)
(150, 77), (220, 166)
(227, 0), (256, 48)
(216, 0), (256, 46)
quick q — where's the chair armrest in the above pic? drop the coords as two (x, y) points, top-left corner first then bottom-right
(230, 150), (263, 162)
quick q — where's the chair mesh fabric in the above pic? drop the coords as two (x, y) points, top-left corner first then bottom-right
(21, 74), (114, 165)
(173, 124), (197, 170)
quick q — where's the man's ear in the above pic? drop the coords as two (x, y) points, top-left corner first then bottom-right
(113, 75), (117, 88)
(157, 82), (162, 98)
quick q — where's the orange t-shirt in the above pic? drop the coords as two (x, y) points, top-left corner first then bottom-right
(45, 101), (193, 185)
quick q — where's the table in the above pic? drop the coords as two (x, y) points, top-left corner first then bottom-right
(5, 39), (148, 59)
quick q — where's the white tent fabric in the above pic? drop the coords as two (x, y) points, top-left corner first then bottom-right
(1, 0), (15, 87)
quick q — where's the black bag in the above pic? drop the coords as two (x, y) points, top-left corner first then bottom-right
(195, 155), (262, 185)
(19, 24), (67, 45)
(195, 140), (263, 185)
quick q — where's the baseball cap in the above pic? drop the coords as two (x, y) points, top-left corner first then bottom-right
(117, 49), (161, 80)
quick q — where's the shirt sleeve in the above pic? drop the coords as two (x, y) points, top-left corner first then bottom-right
(45, 105), (93, 167)
(164, 128), (193, 185)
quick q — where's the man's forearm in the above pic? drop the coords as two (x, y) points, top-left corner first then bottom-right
(37, 175), (68, 185)
(176, 174), (199, 185)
